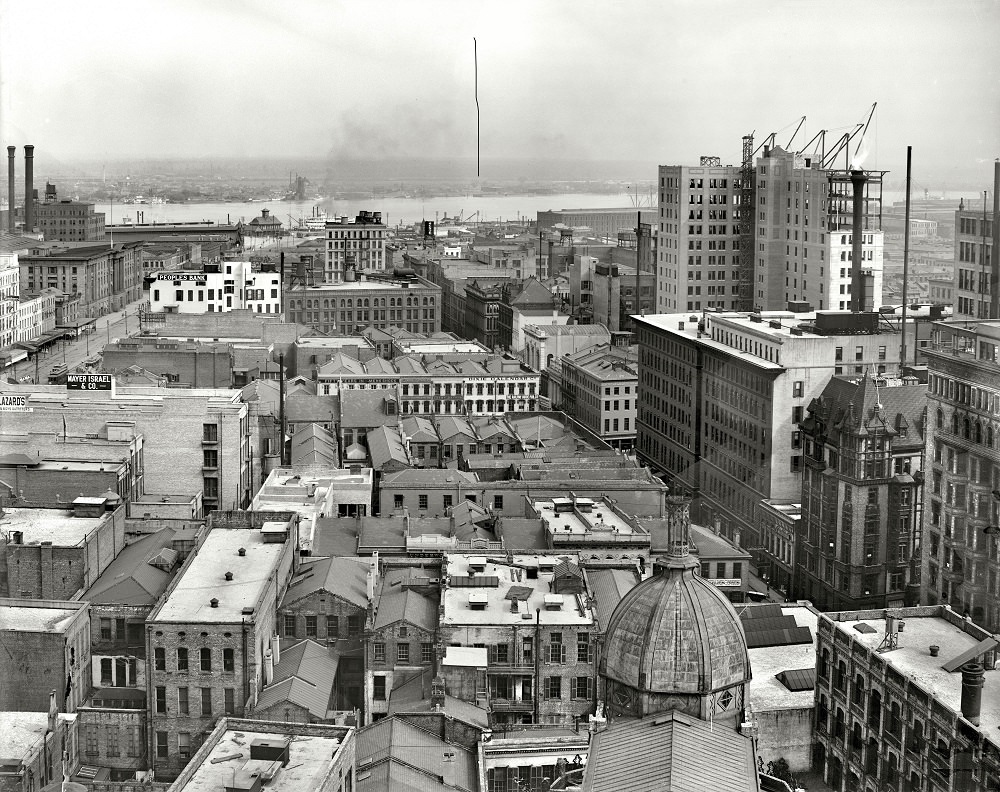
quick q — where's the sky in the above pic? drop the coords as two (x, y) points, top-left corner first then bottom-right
(1, 0), (998, 186)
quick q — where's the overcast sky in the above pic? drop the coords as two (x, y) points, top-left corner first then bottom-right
(1, 0), (997, 184)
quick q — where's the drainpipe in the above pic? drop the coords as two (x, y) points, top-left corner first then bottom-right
(534, 608), (540, 724)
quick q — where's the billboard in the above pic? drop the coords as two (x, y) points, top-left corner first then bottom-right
(0, 394), (32, 412)
(66, 373), (113, 391)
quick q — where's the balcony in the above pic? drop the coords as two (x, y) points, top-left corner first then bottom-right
(489, 698), (534, 712)
(487, 661), (535, 672)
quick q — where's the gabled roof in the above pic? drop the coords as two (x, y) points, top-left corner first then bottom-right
(509, 276), (555, 307)
(394, 355), (428, 375)
(434, 415), (477, 442)
(285, 392), (337, 423)
(280, 557), (369, 609)
(387, 668), (489, 728)
(582, 710), (759, 792)
(374, 584), (439, 632)
(83, 528), (180, 605)
(356, 717), (478, 792)
(367, 425), (412, 470)
(254, 639), (338, 719)
(471, 416), (515, 441)
(365, 357), (397, 375)
(318, 352), (365, 377)
(289, 423), (338, 467)
(401, 416), (439, 443)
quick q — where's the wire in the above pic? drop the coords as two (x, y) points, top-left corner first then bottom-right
(474, 38), (480, 179)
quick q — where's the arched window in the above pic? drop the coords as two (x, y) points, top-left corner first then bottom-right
(963, 417), (971, 440)
(989, 426), (995, 447)
(936, 408), (944, 428)
(976, 421), (983, 444)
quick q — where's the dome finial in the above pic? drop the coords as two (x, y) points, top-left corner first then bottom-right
(663, 493), (698, 569)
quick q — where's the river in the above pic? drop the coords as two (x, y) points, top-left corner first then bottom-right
(97, 192), (649, 229)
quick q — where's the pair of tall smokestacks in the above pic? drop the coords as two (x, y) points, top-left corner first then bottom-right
(6, 144), (34, 233)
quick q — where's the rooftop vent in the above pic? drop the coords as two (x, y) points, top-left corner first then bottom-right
(544, 594), (565, 611)
(238, 547), (246, 556)
(469, 591), (488, 611)
(210, 598), (219, 608)
(225, 571), (234, 581)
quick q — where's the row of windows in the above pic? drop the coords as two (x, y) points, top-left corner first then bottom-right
(154, 685), (235, 717)
(283, 613), (362, 638)
(153, 646), (233, 673)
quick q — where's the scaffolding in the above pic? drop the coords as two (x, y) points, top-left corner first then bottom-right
(737, 133), (755, 311)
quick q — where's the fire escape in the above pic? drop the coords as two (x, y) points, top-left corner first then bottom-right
(737, 133), (755, 311)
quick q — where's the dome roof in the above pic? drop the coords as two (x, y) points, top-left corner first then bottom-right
(601, 559), (750, 697)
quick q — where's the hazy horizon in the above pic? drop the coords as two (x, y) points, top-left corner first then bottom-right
(1, 0), (998, 192)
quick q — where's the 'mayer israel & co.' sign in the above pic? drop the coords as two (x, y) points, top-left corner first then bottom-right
(66, 373), (114, 392)
(0, 394), (32, 412)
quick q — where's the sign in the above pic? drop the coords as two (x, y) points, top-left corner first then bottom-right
(157, 273), (206, 282)
(0, 394), (32, 412)
(706, 578), (743, 588)
(67, 374), (113, 391)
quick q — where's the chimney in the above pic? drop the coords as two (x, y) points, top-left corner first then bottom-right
(23, 145), (33, 231)
(961, 662), (984, 725)
(263, 649), (274, 685)
(850, 169), (867, 312)
(431, 676), (446, 710)
(6, 146), (14, 233)
(271, 634), (280, 664)
(441, 750), (456, 787)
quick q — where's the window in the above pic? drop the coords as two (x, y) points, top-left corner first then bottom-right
(154, 647), (165, 671)
(546, 677), (562, 699)
(225, 687), (235, 715)
(223, 648), (234, 672)
(155, 686), (166, 714)
(792, 381), (803, 398)
(101, 657), (113, 685)
(373, 675), (386, 700)
(177, 647), (188, 671)
(200, 648), (212, 671)
(86, 726), (99, 756)
(100, 618), (112, 640)
(494, 495), (504, 510)
(732, 562), (743, 579)
(201, 687), (212, 716)
(394, 494), (404, 509)
(203, 449), (218, 468)
(421, 642), (434, 663)
(178, 732), (190, 760)
(284, 614), (296, 637)
(202, 423), (218, 442)
(548, 632), (565, 663)
(418, 494), (428, 510)
(156, 732), (168, 759)
(575, 677), (593, 699)
(348, 615), (361, 636)
(397, 643), (410, 663)
(107, 727), (120, 757)
(374, 643), (386, 663)
(178, 686), (189, 715)
(522, 636), (533, 664)
(577, 633), (591, 664)
(327, 615), (339, 638)
(306, 616), (318, 637)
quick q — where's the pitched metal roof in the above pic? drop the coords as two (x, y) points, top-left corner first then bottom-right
(83, 528), (179, 605)
(254, 639), (338, 718)
(387, 668), (489, 728)
(367, 425), (412, 470)
(356, 717), (478, 792)
(280, 557), (369, 609)
(374, 584), (439, 632)
(582, 710), (760, 792)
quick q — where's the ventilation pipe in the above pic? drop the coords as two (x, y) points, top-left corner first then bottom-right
(263, 649), (274, 685)
(271, 634), (280, 664)
(961, 662), (984, 725)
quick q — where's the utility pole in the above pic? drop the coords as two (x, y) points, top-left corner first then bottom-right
(899, 146), (912, 371)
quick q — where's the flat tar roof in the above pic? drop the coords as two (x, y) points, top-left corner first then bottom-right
(0, 507), (104, 545)
(0, 711), (48, 763)
(832, 611), (1000, 746)
(441, 553), (593, 626)
(0, 604), (79, 633)
(747, 605), (819, 712)
(176, 729), (345, 792)
(153, 529), (285, 623)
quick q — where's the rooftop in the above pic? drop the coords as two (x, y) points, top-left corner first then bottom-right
(82, 527), (181, 605)
(281, 557), (370, 609)
(441, 553), (593, 626)
(0, 600), (83, 633)
(170, 723), (350, 792)
(152, 528), (286, 623)
(533, 497), (644, 540)
(746, 604), (819, 712)
(356, 717), (478, 792)
(0, 712), (48, 766)
(827, 607), (1000, 748)
(0, 507), (106, 546)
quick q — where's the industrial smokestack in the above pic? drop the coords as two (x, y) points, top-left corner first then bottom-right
(961, 661), (984, 725)
(23, 145), (34, 232)
(6, 146), (14, 233)
(850, 169), (867, 312)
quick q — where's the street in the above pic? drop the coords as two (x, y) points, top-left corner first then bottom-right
(7, 294), (150, 383)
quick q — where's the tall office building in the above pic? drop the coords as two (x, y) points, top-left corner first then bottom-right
(953, 199), (994, 319)
(324, 212), (387, 283)
(655, 161), (743, 312)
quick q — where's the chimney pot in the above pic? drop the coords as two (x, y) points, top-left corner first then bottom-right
(961, 661), (985, 725)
